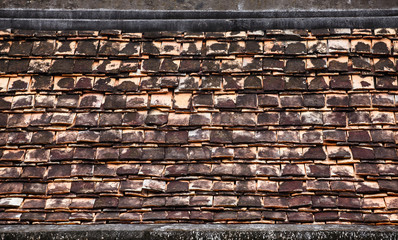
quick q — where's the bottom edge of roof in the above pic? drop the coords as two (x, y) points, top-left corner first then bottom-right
(0, 224), (397, 240)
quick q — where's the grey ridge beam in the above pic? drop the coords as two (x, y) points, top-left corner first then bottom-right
(0, 9), (398, 31)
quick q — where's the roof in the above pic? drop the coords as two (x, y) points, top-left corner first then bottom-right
(0, 28), (397, 224)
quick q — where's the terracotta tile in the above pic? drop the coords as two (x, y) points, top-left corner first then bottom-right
(372, 38), (391, 54)
(351, 39), (371, 53)
(55, 40), (76, 55)
(160, 41), (181, 55)
(126, 94), (148, 108)
(150, 92), (173, 108)
(206, 40), (229, 55)
(8, 76), (30, 91)
(328, 39), (350, 53)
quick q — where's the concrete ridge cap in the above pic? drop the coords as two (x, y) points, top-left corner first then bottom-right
(2, 16), (398, 22)
(1, 8), (398, 19)
(1, 9), (398, 30)
(3, 8), (398, 12)
(1, 224), (398, 233)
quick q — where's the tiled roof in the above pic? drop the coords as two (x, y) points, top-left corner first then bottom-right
(0, 28), (397, 224)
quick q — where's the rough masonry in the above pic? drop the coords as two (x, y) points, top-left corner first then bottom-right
(0, 28), (396, 224)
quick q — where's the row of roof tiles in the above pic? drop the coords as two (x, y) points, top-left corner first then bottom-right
(1, 209), (397, 223)
(1, 75), (398, 93)
(0, 195), (397, 209)
(1, 58), (398, 76)
(1, 162), (397, 178)
(0, 111), (397, 128)
(2, 38), (398, 56)
(3, 92), (398, 109)
(0, 146), (396, 161)
(1, 128), (398, 144)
